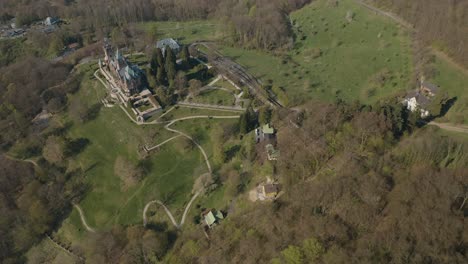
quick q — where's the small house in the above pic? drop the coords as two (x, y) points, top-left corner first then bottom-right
(262, 184), (279, 199)
(255, 124), (276, 143)
(262, 124), (275, 139)
(156, 38), (181, 56)
(45, 17), (59, 26)
(403, 78), (439, 118)
(202, 209), (224, 228)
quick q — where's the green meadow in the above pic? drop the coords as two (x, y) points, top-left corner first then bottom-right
(219, 0), (412, 105)
(430, 56), (468, 124)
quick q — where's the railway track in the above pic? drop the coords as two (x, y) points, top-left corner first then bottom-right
(193, 42), (283, 109)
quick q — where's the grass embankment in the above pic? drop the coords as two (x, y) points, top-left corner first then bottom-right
(161, 106), (242, 120)
(430, 56), (468, 125)
(219, 0), (412, 105)
(190, 89), (236, 106)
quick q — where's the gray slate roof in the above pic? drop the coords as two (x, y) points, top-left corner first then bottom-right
(156, 38), (180, 53)
(421, 81), (439, 94)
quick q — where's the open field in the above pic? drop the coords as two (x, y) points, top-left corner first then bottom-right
(140, 20), (224, 44)
(218, 0), (412, 105)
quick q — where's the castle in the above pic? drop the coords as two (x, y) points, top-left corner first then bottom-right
(99, 39), (162, 122)
(103, 40), (144, 97)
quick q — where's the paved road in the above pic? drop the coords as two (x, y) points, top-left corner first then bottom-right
(429, 122), (468, 134)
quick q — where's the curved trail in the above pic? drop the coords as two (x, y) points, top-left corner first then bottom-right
(3, 154), (39, 168)
(180, 190), (202, 226)
(143, 200), (179, 228)
(94, 68), (241, 230)
(164, 115), (240, 173)
(74, 204), (96, 233)
(145, 135), (181, 152)
(142, 189), (202, 229)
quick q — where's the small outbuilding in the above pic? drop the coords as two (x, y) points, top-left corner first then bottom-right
(262, 184), (279, 199)
(45, 17), (60, 26)
(156, 38), (181, 56)
(202, 209), (224, 228)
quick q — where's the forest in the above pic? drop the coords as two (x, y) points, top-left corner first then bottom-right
(164, 100), (468, 263)
(0, 0), (312, 51)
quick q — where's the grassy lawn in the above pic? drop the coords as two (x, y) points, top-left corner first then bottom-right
(213, 78), (241, 92)
(172, 118), (239, 168)
(52, 62), (243, 233)
(58, 66), (210, 229)
(67, 106), (206, 228)
(140, 20), (224, 45)
(219, 0), (412, 105)
(430, 56), (468, 124)
(190, 89), (236, 106)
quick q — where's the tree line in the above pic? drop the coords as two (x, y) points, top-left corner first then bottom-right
(1, 0), (314, 51)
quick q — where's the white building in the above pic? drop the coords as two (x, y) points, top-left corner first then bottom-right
(402, 79), (439, 118)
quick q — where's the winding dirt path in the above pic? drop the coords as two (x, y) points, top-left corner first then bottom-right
(145, 135), (182, 152)
(180, 190), (202, 226)
(164, 116), (239, 173)
(143, 200), (179, 228)
(73, 204), (96, 233)
(429, 122), (468, 134)
(3, 154), (39, 168)
(142, 189), (202, 229)
(94, 69), (241, 230)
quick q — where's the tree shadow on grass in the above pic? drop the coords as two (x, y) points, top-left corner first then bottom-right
(439, 96), (458, 117)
